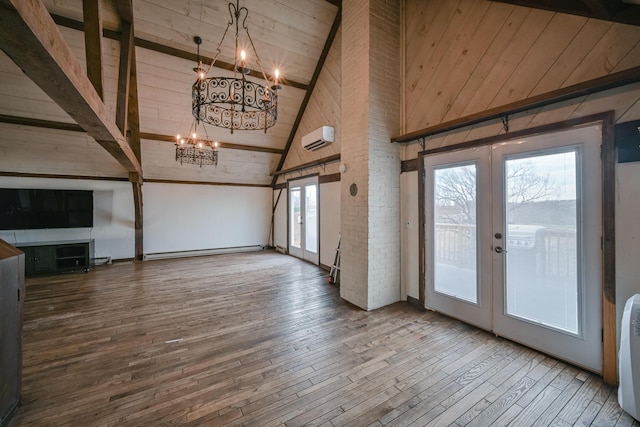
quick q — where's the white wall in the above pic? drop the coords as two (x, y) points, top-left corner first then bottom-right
(616, 162), (640, 345)
(0, 177), (135, 260)
(273, 188), (287, 250)
(401, 171), (419, 300)
(0, 179), (273, 260)
(320, 181), (341, 267)
(143, 183), (271, 254)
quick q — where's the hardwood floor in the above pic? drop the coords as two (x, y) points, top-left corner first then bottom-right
(8, 252), (639, 426)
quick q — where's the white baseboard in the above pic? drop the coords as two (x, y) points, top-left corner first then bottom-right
(143, 245), (263, 261)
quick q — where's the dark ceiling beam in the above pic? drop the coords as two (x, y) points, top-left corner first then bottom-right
(49, 13), (309, 91)
(114, 0), (141, 166)
(0, 114), (83, 132)
(392, 65), (640, 144)
(581, 0), (621, 18)
(126, 43), (141, 164)
(490, 0), (640, 26)
(82, 0), (104, 99)
(0, 114), (283, 155)
(0, 171), (128, 181)
(140, 132), (284, 155)
(0, 0), (142, 176)
(115, 19), (133, 135)
(115, 0), (134, 22)
(271, 153), (341, 177)
(270, 4), (342, 186)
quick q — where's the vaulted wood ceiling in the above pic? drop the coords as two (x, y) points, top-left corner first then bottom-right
(0, 0), (340, 186)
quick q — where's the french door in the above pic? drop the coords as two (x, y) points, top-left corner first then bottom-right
(424, 123), (603, 372)
(289, 176), (319, 264)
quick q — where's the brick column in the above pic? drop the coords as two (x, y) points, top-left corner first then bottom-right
(340, 0), (401, 310)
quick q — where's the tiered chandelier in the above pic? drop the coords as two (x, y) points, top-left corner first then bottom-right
(176, 0), (281, 166)
(175, 121), (218, 167)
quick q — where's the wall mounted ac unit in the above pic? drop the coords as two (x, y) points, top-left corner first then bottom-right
(302, 126), (334, 151)
(619, 293), (640, 421)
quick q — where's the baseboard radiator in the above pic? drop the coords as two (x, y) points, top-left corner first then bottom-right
(143, 245), (263, 261)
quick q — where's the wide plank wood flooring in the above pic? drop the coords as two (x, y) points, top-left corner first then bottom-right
(8, 251), (639, 426)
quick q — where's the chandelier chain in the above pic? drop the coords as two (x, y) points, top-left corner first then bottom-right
(245, 28), (270, 83)
(204, 20), (232, 76)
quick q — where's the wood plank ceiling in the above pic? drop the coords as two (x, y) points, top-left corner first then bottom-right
(0, 0), (340, 186)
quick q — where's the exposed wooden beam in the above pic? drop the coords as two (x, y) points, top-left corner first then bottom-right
(144, 178), (271, 188)
(0, 171), (269, 188)
(0, 116), (283, 156)
(581, 0), (620, 19)
(392, 65), (640, 144)
(134, 38), (307, 91)
(318, 172), (341, 184)
(48, 14), (309, 91)
(0, 0), (142, 176)
(114, 0), (139, 152)
(0, 114), (83, 132)
(270, 153), (340, 177)
(400, 158), (418, 173)
(115, 0), (133, 22)
(115, 19), (133, 134)
(489, 0), (640, 26)
(140, 132), (284, 155)
(127, 44), (141, 163)
(131, 181), (143, 261)
(270, 4), (342, 186)
(82, 0), (104, 99)
(0, 171), (128, 181)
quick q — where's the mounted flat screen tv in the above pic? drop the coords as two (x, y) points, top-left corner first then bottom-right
(0, 189), (93, 230)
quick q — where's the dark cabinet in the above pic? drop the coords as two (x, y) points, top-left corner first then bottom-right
(0, 240), (24, 427)
(17, 241), (92, 277)
(22, 245), (55, 274)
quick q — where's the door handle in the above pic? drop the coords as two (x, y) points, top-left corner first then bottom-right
(495, 246), (507, 254)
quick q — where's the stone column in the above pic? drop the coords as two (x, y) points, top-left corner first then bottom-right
(340, 0), (401, 310)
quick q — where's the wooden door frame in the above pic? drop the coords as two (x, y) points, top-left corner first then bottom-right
(417, 111), (616, 384)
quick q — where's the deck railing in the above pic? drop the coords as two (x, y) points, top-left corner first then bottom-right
(434, 224), (577, 282)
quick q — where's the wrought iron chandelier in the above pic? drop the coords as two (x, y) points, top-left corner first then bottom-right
(175, 120), (218, 167)
(191, 0), (281, 134)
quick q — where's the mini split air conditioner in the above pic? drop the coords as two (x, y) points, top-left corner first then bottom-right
(619, 293), (640, 421)
(301, 126), (334, 151)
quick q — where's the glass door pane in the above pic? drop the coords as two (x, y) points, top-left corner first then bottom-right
(304, 184), (318, 253)
(290, 187), (301, 250)
(434, 164), (478, 304)
(424, 146), (492, 330)
(504, 150), (579, 334)
(492, 123), (603, 373)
